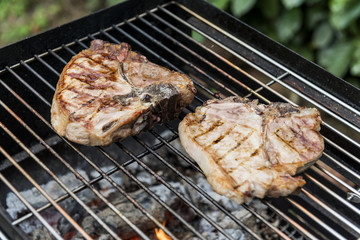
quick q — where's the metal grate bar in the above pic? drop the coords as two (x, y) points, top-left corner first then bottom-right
(75, 39), (88, 49)
(305, 171), (360, 215)
(322, 152), (360, 182)
(20, 60), (56, 91)
(301, 188), (360, 234)
(322, 136), (360, 165)
(312, 164), (360, 198)
(264, 201), (318, 240)
(4, 66), (51, 107)
(62, 45), (77, 56)
(47, 49), (67, 65)
(0, 173), (63, 240)
(0, 133), (93, 240)
(33, 54), (61, 76)
(287, 198), (347, 240)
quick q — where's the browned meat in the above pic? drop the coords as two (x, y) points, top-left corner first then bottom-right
(51, 39), (196, 146)
(179, 97), (324, 204)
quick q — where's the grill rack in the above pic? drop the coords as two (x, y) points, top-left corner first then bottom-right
(0, 0), (359, 239)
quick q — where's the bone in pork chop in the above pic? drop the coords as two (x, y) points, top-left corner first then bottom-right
(51, 39), (196, 146)
(179, 97), (324, 204)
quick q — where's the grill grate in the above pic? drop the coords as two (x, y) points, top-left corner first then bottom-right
(0, 1), (359, 239)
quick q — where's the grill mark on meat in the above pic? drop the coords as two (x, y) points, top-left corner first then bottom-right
(83, 54), (118, 73)
(212, 126), (235, 144)
(251, 149), (260, 157)
(67, 88), (98, 102)
(214, 129), (254, 163)
(68, 61), (116, 85)
(274, 131), (300, 155)
(279, 120), (317, 156)
(194, 120), (223, 139)
(74, 58), (112, 74)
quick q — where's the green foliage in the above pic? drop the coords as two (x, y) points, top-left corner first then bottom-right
(204, 0), (360, 87)
(0, 0), (64, 46)
(231, 0), (256, 17)
(318, 40), (354, 77)
(276, 8), (302, 42)
(281, 0), (304, 9)
(0, 0), (126, 47)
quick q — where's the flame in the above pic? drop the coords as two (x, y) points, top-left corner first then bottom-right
(155, 218), (172, 240)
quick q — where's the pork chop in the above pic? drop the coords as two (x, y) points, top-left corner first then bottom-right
(179, 97), (324, 204)
(51, 39), (196, 146)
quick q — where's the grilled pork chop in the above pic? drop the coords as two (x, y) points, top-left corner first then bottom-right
(51, 39), (195, 146)
(179, 97), (324, 204)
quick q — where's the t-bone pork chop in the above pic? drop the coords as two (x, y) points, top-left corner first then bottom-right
(179, 97), (324, 204)
(51, 39), (196, 146)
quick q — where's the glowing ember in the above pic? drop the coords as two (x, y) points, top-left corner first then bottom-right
(128, 237), (140, 240)
(154, 218), (171, 240)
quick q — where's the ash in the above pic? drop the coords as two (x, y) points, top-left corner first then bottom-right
(5, 130), (281, 240)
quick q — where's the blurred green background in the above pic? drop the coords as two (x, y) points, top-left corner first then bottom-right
(1, 0), (359, 87)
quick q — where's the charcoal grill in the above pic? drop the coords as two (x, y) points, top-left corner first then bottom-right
(0, 0), (359, 239)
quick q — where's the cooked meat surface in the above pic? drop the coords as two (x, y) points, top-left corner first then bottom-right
(51, 39), (196, 146)
(179, 97), (324, 204)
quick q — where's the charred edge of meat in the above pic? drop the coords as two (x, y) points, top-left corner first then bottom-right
(113, 90), (138, 106)
(113, 83), (181, 124)
(140, 83), (180, 123)
(89, 40), (131, 62)
(270, 102), (300, 116)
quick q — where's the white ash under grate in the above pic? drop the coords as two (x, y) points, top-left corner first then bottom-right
(4, 129), (291, 239)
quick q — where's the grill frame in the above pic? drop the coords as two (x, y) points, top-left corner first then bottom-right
(0, 0), (359, 239)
